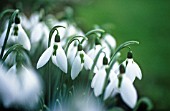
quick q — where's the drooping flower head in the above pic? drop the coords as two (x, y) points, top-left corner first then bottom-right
(124, 51), (142, 82)
(71, 43), (96, 80)
(91, 56), (108, 96)
(37, 28), (68, 73)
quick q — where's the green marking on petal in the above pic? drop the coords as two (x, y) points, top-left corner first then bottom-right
(80, 53), (84, 63)
(118, 76), (123, 88)
(53, 45), (58, 55)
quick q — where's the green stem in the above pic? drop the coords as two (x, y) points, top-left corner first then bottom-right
(0, 9), (15, 22)
(2, 44), (23, 62)
(85, 29), (105, 37)
(0, 9), (19, 59)
(65, 35), (87, 54)
(48, 25), (65, 47)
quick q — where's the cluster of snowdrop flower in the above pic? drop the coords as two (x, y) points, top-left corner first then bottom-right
(0, 9), (143, 111)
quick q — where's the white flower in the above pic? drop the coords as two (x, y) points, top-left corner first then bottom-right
(71, 48), (95, 80)
(0, 64), (42, 109)
(30, 21), (49, 48)
(87, 44), (111, 68)
(37, 38), (68, 73)
(91, 66), (107, 96)
(0, 17), (31, 51)
(9, 23), (31, 51)
(104, 64), (137, 108)
(101, 33), (116, 56)
(119, 75), (137, 108)
(123, 51), (142, 82)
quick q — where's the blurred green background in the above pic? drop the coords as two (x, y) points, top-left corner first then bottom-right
(1, 0), (170, 110)
(74, 0), (170, 110)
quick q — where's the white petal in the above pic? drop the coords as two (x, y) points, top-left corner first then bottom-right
(104, 72), (118, 100)
(111, 62), (120, 75)
(0, 29), (7, 47)
(91, 73), (97, 88)
(94, 68), (106, 97)
(18, 24), (31, 51)
(56, 44), (68, 73)
(50, 30), (57, 47)
(83, 52), (93, 70)
(120, 76), (137, 108)
(84, 52), (98, 73)
(133, 62), (142, 80)
(30, 23), (43, 43)
(67, 42), (77, 65)
(66, 25), (77, 37)
(71, 54), (83, 80)
(87, 48), (96, 60)
(7, 64), (17, 75)
(52, 55), (58, 66)
(101, 40), (111, 56)
(104, 34), (116, 49)
(37, 47), (53, 69)
(126, 61), (136, 82)
(104, 81), (114, 100)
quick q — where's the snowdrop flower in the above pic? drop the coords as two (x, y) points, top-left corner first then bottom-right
(91, 56), (108, 96)
(123, 51), (142, 82)
(87, 38), (110, 69)
(104, 64), (137, 108)
(0, 64), (42, 109)
(71, 43), (95, 80)
(30, 19), (49, 48)
(101, 33), (116, 56)
(9, 16), (31, 51)
(37, 33), (68, 73)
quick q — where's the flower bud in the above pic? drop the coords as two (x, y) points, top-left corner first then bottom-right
(55, 34), (60, 42)
(103, 56), (108, 65)
(119, 64), (125, 74)
(78, 44), (83, 51)
(15, 16), (20, 24)
(127, 51), (133, 59)
(95, 37), (101, 45)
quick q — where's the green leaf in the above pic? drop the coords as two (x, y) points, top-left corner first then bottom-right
(133, 97), (153, 111)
